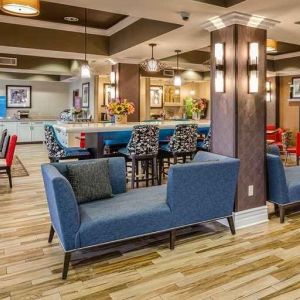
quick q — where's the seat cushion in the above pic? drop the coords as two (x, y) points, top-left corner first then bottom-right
(104, 139), (128, 146)
(65, 147), (90, 157)
(76, 185), (171, 247)
(66, 160), (113, 204)
(285, 167), (300, 203)
(118, 147), (129, 156)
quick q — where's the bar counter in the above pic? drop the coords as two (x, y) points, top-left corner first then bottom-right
(53, 120), (211, 158)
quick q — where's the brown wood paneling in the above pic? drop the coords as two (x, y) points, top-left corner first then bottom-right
(110, 19), (182, 55)
(235, 25), (266, 211)
(0, 23), (109, 55)
(211, 24), (267, 212)
(116, 63), (140, 122)
(211, 25), (236, 158)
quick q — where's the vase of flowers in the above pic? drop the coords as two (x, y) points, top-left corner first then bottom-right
(107, 98), (135, 124)
(191, 98), (208, 120)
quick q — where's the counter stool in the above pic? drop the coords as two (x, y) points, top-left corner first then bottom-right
(118, 125), (159, 189)
(159, 124), (198, 184)
(44, 125), (91, 163)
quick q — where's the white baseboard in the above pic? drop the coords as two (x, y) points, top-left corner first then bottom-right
(218, 206), (269, 229)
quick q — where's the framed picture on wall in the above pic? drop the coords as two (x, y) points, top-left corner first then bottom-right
(103, 83), (112, 107)
(6, 85), (32, 108)
(150, 85), (163, 108)
(291, 77), (300, 99)
(82, 82), (90, 108)
(164, 85), (180, 105)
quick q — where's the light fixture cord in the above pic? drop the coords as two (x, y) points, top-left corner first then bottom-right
(151, 45), (154, 59)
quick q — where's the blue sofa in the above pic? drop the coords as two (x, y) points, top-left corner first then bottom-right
(41, 151), (240, 279)
(267, 145), (300, 223)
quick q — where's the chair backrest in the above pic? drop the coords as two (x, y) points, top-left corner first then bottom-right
(296, 133), (300, 156)
(266, 154), (289, 204)
(276, 128), (284, 143)
(266, 124), (276, 130)
(6, 135), (17, 167)
(169, 124), (198, 153)
(127, 125), (159, 156)
(0, 134), (10, 158)
(266, 144), (280, 156)
(44, 125), (65, 158)
(0, 129), (7, 152)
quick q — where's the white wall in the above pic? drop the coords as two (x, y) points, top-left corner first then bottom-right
(0, 79), (70, 118)
(69, 76), (95, 117)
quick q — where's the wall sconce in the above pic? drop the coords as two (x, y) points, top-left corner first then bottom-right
(248, 42), (259, 93)
(175, 88), (180, 95)
(110, 71), (116, 85)
(214, 43), (225, 93)
(266, 81), (271, 102)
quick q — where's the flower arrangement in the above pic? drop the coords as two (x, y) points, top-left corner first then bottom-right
(191, 98), (208, 113)
(107, 98), (135, 116)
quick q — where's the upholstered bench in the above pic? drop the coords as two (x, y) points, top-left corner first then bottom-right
(42, 152), (240, 279)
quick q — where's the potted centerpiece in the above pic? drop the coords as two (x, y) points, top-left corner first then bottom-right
(191, 98), (208, 120)
(107, 98), (135, 124)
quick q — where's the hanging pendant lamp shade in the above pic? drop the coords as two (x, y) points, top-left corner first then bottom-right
(140, 44), (166, 72)
(1, 0), (40, 16)
(174, 50), (182, 87)
(81, 7), (91, 79)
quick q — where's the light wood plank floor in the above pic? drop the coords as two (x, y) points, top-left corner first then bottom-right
(1, 144), (300, 299)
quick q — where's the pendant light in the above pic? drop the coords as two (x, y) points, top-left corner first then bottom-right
(81, 8), (91, 79)
(174, 50), (182, 87)
(140, 44), (166, 72)
(1, 0), (40, 16)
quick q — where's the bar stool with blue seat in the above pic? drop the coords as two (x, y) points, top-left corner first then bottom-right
(197, 127), (211, 152)
(44, 125), (91, 163)
(118, 125), (159, 189)
(159, 124), (198, 184)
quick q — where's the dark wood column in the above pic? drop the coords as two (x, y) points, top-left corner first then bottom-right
(113, 63), (140, 122)
(210, 24), (267, 212)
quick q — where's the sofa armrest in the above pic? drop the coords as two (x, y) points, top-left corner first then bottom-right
(41, 164), (80, 251)
(167, 159), (239, 227)
(266, 154), (289, 204)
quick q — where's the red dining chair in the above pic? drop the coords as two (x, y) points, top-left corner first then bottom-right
(266, 124), (277, 142)
(286, 132), (300, 165)
(274, 128), (284, 150)
(0, 135), (17, 188)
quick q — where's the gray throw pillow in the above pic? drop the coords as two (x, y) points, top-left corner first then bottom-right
(66, 159), (113, 204)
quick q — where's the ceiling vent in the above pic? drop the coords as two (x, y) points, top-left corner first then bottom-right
(163, 69), (175, 77)
(0, 57), (17, 66)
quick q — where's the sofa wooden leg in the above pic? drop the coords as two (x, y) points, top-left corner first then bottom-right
(6, 167), (12, 188)
(48, 225), (55, 243)
(170, 230), (176, 250)
(274, 204), (280, 217)
(62, 252), (72, 280)
(227, 216), (236, 235)
(279, 206), (285, 224)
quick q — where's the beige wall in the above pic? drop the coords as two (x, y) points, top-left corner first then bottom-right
(0, 79), (70, 118)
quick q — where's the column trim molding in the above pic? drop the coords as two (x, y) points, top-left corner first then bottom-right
(218, 206), (269, 229)
(202, 11), (279, 32)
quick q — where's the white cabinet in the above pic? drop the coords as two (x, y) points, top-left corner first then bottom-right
(31, 121), (45, 142)
(0, 122), (18, 135)
(18, 122), (32, 143)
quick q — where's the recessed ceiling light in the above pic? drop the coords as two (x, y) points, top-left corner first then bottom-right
(64, 16), (79, 22)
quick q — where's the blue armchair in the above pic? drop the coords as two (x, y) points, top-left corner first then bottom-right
(42, 152), (240, 279)
(267, 145), (300, 223)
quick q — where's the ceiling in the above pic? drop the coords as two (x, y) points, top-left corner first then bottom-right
(0, 1), (128, 29)
(1, 0), (300, 76)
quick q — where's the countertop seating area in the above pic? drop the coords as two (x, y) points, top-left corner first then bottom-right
(41, 151), (240, 279)
(267, 144), (300, 223)
(44, 125), (91, 163)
